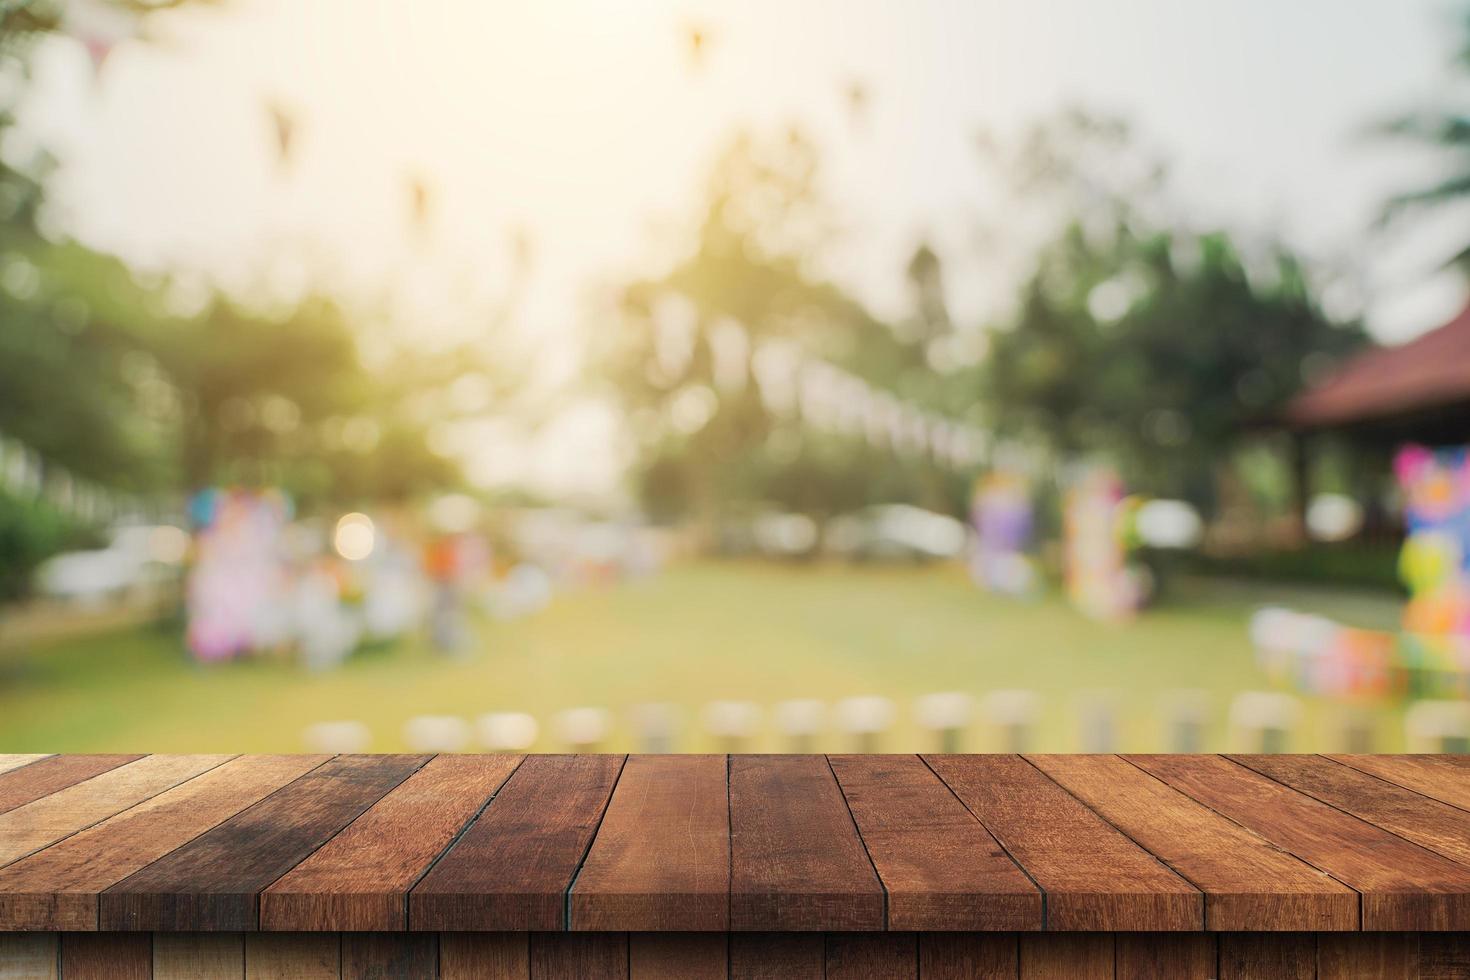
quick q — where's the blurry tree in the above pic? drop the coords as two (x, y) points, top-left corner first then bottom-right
(1377, 5), (1470, 270)
(979, 112), (1366, 509)
(605, 129), (968, 526)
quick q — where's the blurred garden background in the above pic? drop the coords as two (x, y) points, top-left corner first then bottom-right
(4, 0), (1470, 753)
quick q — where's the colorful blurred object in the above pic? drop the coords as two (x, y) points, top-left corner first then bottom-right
(1064, 468), (1144, 622)
(185, 488), (291, 662)
(968, 471), (1036, 596)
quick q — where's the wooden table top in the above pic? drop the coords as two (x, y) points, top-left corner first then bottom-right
(0, 753), (1468, 934)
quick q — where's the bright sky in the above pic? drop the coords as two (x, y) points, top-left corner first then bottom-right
(17, 0), (1470, 496)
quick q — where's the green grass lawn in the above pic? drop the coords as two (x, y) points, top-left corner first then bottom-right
(0, 560), (1410, 754)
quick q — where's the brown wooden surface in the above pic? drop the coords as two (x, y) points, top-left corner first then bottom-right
(0, 754), (325, 931)
(0, 756), (50, 778)
(571, 755), (729, 931)
(58, 933), (150, 980)
(830, 755), (1040, 931)
(6, 930), (1470, 978)
(1135, 754), (1470, 930)
(924, 754), (1199, 931)
(101, 755), (428, 931)
(1236, 753), (1470, 867)
(1113, 933), (1215, 979)
(0, 756), (142, 817)
(8, 752), (1470, 941)
(1030, 754), (1358, 931)
(530, 931), (628, 980)
(0, 755), (231, 868)
(1332, 754), (1470, 812)
(1217, 932), (1315, 980)
(341, 932), (437, 979)
(628, 932), (726, 980)
(411, 754), (625, 931)
(826, 932), (918, 980)
(729, 932), (824, 980)
(263, 754), (522, 931)
(729, 755), (885, 931)
(438, 933), (528, 980)
(918, 934), (1017, 980)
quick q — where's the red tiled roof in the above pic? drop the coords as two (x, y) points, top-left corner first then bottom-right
(1287, 301), (1470, 428)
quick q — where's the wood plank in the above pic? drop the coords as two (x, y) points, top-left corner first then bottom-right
(729, 933), (822, 980)
(0, 754), (232, 867)
(1030, 754), (1357, 931)
(0, 933), (57, 980)
(1317, 933), (1415, 979)
(1135, 754), (1470, 930)
(826, 933), (918, 980)
(58, 933), (150, 980)
(244, 933), (339, 980)
(530, 932), (628, 980)
(102, 755), (429, 931)
(341, 933), (436, 980)
(628, 933), (726, 980)
(830, 755), (1041, 931)
(1235, 754), (1470, 867)
(0, 757), (49, 778)
(1217, 932), (1313, 980)
(438, 933), (527, 980)
(918, 934), (1017, 980)
(1114, 933), (1216, 980)
(0, 756), (141, 817)
(410, 754), (625, 931)
(1019, 933), (1112, 980)
(925, 754), (1199, 930)
(153, 933), (242, 979)
(0, 754), (326, 931)
(571, 755), (728, 931)
(1331, 755), (1470, 812)
(729, 755), (885, 931)
(263, 755), (522, 931)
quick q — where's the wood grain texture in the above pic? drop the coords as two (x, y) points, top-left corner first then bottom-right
(0, 756), (141, 817)
(826, 933), (918, 980)
(102, 755), (429, 932)
(571, 755), (729, 931)
(0, 758), (49, 779)
(729, 755), (885, 931)
(1135, 754), (1470, 930)
(628, 932), (726, 980)
(1031, 754), (1357, 931)
(0, 933), (56, 980)
(1331, 755), (1470, 812)
(830, 755), (1040, 931)
(918, 934), (1017, 980)
(341, 933), (435, 980)
(1217, 932), (1313, 980)
(245, 932), (339, 979)
(530, 932), (628, 980)
(58, 933), (150, 980)
(0, 754), (326, 931)
(1019, 932), (1112, 980)
(729, 933), (823, 980)
(1315, 932), (1470, 980)
(0, 754), (232, 868)
(263, 755), (522, 931)
(153, 933), (242, 979)
(438, 933), (527, 980)
(410, 755), (625, 931)
(1236, 754), (1470, 867)
(1114, 932), (1215, 979)
(925, 754), (1199, 931)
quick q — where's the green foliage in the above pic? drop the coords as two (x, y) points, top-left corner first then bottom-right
(0, 492), (93, 602)
(981, 114), (1365, 510)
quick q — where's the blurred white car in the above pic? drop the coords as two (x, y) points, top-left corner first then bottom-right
(825, 505), (969, 561)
